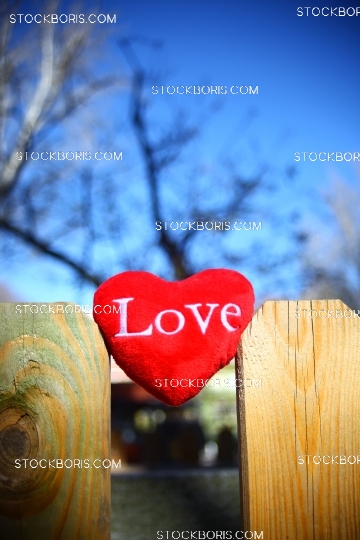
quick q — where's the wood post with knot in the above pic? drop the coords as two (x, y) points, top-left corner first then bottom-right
(0, 302), (111, 540)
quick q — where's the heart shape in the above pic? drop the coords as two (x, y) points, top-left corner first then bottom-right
(93, 269), (255, 406)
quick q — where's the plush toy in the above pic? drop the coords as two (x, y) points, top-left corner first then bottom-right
(93, 269), (255, 406)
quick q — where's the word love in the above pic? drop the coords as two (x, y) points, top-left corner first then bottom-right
(113, 298), (241, 337)
(93, 269), (255, 406)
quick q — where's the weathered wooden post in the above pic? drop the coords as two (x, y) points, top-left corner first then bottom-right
(236, 299), (360, 539)
(0, 303), (111, 539)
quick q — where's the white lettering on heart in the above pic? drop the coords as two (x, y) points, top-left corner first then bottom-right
(155, 309), (185, 335)
(112, 298), (242, 337)
(221, 303), (242, 331)
(113, 298), (153, 336)
(184, 303), (219, 334)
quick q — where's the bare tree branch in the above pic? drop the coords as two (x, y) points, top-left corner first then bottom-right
(0, 8), (274, 293)
(0, 218), (102, 286)
(0, 11), (117, 197)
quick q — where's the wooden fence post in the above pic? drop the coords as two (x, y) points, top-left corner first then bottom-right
(0, 302), (111, 539)
(236, 299), (360, 539)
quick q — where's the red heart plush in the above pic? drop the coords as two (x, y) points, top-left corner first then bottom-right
(93, 269), (254, 406)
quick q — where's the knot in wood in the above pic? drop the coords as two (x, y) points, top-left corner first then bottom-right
(0, 407), (39, 473)
(0, 424), (31, 462)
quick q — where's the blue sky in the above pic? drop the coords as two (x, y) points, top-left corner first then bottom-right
(2, 0), (360, 304)
(115, 0), (360, 153)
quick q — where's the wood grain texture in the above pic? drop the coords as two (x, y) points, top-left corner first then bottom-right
(236, 299), (360, 540)
(0, 303), (111, 539)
